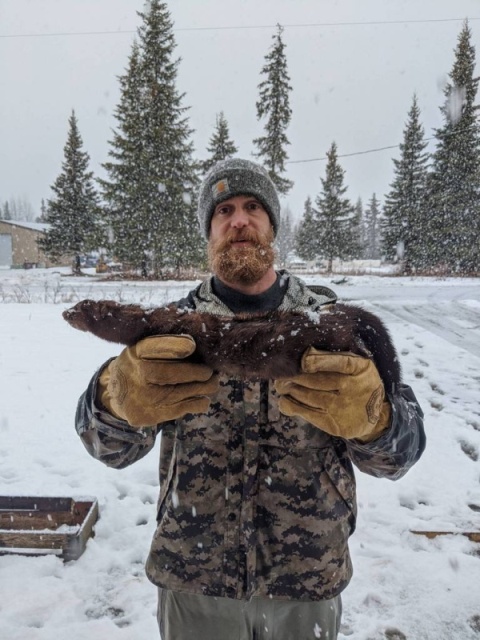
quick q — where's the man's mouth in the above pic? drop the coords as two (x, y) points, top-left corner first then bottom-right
(230, 238), (252, 246)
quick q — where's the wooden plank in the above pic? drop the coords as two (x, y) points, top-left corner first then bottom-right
(411, 530), (480, 543)
(0, 496), (73, 512)
(0, 511), (74, 530)
(0, 531), (70, 550)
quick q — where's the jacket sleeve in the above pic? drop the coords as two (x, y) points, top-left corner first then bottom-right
(75, 360), (160, 469)
(343, 384), (426, 480)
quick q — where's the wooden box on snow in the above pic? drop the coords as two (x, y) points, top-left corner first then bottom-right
(0, 496), (99, 561)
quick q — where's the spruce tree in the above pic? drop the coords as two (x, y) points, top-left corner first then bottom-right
(202, 112), (238, 173)
(353, 197), (366, 258)
(37, 199), (48, 223)
(364, 194), (382, 259)
(38, 111), (103, 272)
(382, 94), (429, 271)
(100, 42), (146, 269)
(253, 24), (293, 195)
(426, 21), (480, 273)
(295, 197), (318, 262)
(2, 202), (12, 220)
(275, 204), (295, 267)
(312, 142), (356, 272)
(101, 1), (203, 277)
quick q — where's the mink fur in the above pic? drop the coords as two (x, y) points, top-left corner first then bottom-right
(63, 299), (401, 391)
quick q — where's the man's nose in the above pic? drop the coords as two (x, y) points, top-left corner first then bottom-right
(230, 209), (249, 228)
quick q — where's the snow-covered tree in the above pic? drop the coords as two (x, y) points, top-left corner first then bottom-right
(100, 42), (146, 269)
(101, 1), (203, 276)
(2, 196), (35, 222)
(312, 142), (357, 271)
(426, 20), (480, 273)
(352, 197), (366, 258)
(275, 204), (295, 267)
(253, 24), (293, 196)
(382, 94), (429, 271)
(36, 199), (48, 223)
(295, 197), (317, 262)
(202, 112), (238, 173)
(364, 194), (382, 259)
(2, 201), (12, 220)
(38, 111), (103, 272)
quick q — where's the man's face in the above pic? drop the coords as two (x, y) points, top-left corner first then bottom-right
(208, 195), (275, 285)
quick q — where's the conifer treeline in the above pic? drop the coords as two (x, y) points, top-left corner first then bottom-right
(295, 21), (480, 274)
(39, 3), (479, 276)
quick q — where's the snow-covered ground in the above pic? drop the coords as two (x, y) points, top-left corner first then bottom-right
(1, 267), (480, 640)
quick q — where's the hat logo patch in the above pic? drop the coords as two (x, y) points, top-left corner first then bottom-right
(213, 179), (230, 198)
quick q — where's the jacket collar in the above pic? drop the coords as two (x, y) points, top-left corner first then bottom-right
(193, 270), (336, 316)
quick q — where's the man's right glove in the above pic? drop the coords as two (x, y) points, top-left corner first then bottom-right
(97, 335), (219, 428)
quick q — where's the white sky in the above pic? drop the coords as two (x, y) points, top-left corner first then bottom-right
(1, 0), (480, 221)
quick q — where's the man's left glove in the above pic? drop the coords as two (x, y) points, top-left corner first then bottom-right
(274, 348), (391, 442)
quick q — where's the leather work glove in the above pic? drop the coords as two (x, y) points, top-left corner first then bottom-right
(98, 335), (219, 428)
(275, 348), (391, 442)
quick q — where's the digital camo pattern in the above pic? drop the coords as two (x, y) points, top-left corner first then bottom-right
(75, 273), (425, 601)
(144, 375), (355, 600)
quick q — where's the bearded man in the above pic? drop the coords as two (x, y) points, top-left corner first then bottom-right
(75, 158), (425, 640)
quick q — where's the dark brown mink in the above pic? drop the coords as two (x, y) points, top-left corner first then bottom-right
(63, 299), (401, 391)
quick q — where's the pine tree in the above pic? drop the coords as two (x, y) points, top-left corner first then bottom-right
(312, 143), (356, 272)
(382, 94), (429, 271)
(426, 21), (480, 273)
(202, 112), (238, 173)
(38, 111), (103, 272)
(3, 197), (35, 222)
(364, 194), (382, 259)
(2, 201), (12, 220)
(100, 42), (146, 269)
(295, 197), (318, 262)
(275, 204), (295, 267)
(353, 197), (366, 258)
(36, 199), (48, 223)
(101, 1), (203, 277)
(253, 24), (293, 196)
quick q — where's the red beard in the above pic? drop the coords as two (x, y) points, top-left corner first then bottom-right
(208, 226), (276, 285)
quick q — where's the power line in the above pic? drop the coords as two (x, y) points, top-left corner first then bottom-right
(288, 136), (439, 164)
(287, 144), (402, 164)
(1, 17), (479, 39)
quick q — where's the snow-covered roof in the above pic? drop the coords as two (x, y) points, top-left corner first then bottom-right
(0, 219), (50, 232)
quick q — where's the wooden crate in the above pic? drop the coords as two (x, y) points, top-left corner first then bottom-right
(0, 496), (99, 561)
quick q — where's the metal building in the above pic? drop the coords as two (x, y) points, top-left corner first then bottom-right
(0, 220), (57, 268)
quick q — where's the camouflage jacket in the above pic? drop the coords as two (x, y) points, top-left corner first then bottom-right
(75, 273), (425, 601)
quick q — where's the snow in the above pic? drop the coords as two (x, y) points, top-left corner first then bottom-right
(1, 268), (480, 640)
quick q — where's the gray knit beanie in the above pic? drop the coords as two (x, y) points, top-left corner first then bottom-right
(197, 158), (281, 239)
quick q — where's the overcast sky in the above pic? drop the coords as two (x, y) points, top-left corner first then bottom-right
(1, 0), (480, 222)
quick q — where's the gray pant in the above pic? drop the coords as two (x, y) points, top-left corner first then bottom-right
(157, 588), (342, 640)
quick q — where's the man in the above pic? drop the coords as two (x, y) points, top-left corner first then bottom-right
(75, 158), (425, 640)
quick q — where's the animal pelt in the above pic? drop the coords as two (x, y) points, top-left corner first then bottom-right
(63, 300), (401, 390)
(63, 299), (401, 391)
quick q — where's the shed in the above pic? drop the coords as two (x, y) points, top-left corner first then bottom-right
(0, 220), (62, 268)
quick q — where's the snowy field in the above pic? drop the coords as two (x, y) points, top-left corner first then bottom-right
(1, 267), (480, 640)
